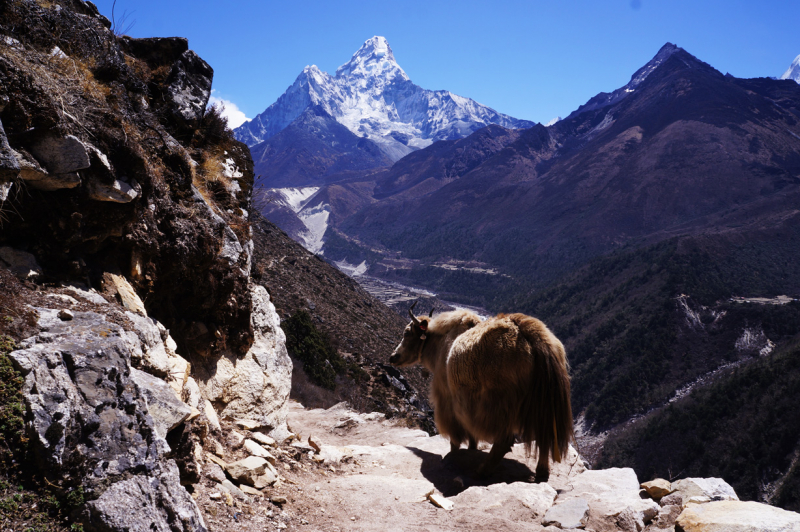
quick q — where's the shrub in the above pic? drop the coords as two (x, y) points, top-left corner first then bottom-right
(281, 311), (345, 390)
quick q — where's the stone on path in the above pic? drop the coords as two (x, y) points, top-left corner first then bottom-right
(543, 497), (589, 529)
(225, 456), (268, 486)
(555, 468), (659, 531)
(451, 481), (557, 519)
(676, 500), (800, 532)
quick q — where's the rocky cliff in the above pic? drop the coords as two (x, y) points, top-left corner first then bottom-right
(0, 1), (293, 530)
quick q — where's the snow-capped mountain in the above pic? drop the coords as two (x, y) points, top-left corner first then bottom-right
(235, 36), (533, 161)
(780, 54), (800, 83)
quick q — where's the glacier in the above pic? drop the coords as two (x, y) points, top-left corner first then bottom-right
(235, 36), (533, 160)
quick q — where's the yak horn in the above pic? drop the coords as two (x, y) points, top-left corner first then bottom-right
(429, 307), (435, 317)
(408, 301), (420, 324)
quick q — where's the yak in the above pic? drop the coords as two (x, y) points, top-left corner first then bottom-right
(389, 302), (574, 482)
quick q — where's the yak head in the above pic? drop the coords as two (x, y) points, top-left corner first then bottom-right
(389, 301), (433, 366)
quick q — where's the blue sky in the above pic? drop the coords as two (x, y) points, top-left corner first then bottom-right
(93, 0), (799, 126)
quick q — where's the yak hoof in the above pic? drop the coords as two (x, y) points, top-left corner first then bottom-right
(534, 470), (550, 484)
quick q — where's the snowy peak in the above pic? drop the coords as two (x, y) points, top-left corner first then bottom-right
(780, 54), (800, 83)
(235, 36), (534, 158)
(335, 36), (409, 82)
(629, 42), (680, 88)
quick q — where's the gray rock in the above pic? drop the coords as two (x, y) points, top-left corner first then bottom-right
(88, 178), (138, 203)
(0, 247), (42, 280)
(676, 500), (800, 531)
(543, 497), (589, 528)
(63, 284), (108, 305)
(166, 50), (213, 128)
(14, 146), (81, 190)
(660, 492), (683, 507)
(129, 368), (191, 439)
(0, 117), (20, 181)
(654, 504), (682, 528)
(205, 463), (226, 484)
(220, 480), (248, 501)
(9, 309), (203, 531)
(244, 439), (274, 460)
(85, 461), (205, 532)
(672, 477), (738, 505)
(29, 134), (90, 175)
(250, 432), (276, 447)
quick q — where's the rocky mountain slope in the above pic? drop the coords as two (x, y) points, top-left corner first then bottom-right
(236, 36), (534, 187)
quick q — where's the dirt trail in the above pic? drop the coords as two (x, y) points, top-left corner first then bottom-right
(285, 400), (585, 531)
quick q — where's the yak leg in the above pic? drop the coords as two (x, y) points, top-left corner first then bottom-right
(449, 440), (461, 454)
(535, 441), (550, 483)
(476, 434), (514, 478)
(467, 435), (478, 450)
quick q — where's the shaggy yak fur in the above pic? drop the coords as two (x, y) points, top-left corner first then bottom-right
(389, 305), (574, 482)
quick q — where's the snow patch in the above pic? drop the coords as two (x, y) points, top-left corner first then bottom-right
(334, 259), (368, 277)
(274, 187), (320, 213)
(297, 203), (330, 254)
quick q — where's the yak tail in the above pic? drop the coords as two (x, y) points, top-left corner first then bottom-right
(507, 313), (575, 463)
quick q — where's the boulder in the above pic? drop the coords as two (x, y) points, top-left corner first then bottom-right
(0, 246), (42, 280)
(554, 468), (659, 532)
(9, 308), (203, 531)
(225, 456), (268, 487)
(543, 498), (589, 529)
(29, 134), (90, 175)
(672, 477), (738, 505)
(219, 480), (248, 501)
(85, 461), (205, 532)
(654, 504), (682, 528)
(203, 399), (221, 432)
(199, 285), (292, 434)
(640, 478), (672, 500)
(126, 312), (170, 377)
(676, 500), (800, 532)
(451, 482), (557, 520)
(129, 368), (191, 439)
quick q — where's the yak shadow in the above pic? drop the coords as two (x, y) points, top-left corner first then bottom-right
(405, 446), (537, 497)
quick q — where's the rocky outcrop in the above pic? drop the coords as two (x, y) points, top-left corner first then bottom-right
(676, 500), (800, 532)
(9, 308), (204, 531)
(198, 284), (292, 434)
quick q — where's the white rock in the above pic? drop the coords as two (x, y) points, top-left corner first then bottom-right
(427, 491), (453, 510)
(244, 439), (275, 460)
(543, 497), (589, 529)
(199, 284), (292, 434)
(556, 468), (660, 532)
(250, 432), (276, 447)
(62, 285), (107, 305)
(204, 399), (221, 432)
(451, 482), (557, 518)
(182, 377), (202, 409)
(672, 477), (738, 506)
(676, 500), (800, 532)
